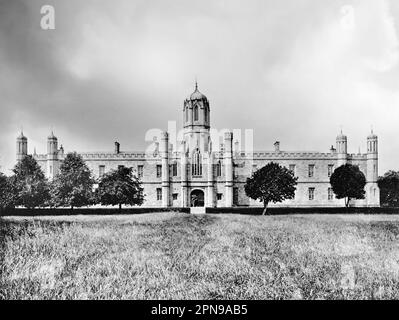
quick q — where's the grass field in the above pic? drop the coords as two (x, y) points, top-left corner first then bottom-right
(1, 213), (399, 299)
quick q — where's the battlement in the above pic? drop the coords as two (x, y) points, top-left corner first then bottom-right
(33, 150), (369, 161)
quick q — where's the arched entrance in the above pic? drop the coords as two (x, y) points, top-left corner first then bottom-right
(190, 189), (205, 207)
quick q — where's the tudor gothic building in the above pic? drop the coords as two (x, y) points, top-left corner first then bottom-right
(16, 83), (380, 207)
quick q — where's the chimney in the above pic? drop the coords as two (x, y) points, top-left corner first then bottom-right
(114, 141), (120, 154)
(274, 141), (280, 152)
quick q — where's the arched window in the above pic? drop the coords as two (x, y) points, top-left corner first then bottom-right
(194, 105), (199, 121)
(214, 160), (221, 177)
(192, 148), (202, 176)
(204, 107), (208, 122)
(186, 107), (188, 122)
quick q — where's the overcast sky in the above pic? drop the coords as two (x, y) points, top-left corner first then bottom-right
(1, 0), (398, 174)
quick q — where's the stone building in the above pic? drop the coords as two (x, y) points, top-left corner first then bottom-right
(17, 83), (380, 207)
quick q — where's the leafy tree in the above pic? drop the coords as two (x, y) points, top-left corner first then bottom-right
(0, 172), (13, 209)
(97, 166), (144, 211)
(10, 155), (50, 208)
(50, 152), (95, 209)
(245, 162), (298, 215)
(378, 171), (399, 207)
(330, 164), (366, 207)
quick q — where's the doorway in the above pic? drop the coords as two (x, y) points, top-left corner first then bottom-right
(190, 189), (205, 207)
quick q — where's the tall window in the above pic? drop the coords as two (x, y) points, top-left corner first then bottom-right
(171, 163), (177, 177)
(204, 107), (208, 122)
(308, 164), (315, 178)
(156, 188), (162, 201)
(289, 164), (296, 176)
(194, 105), (199, 121)
(99, 165), (105, 177)
(328, 164), (334, 177)
(156, 165), (162, 178)
(217, 193), (223, 200)
(328, 188), (334, 200)
(214, 160), (222, 177)
(137, 165), (143, 178)
(308, 187), (315, 200)
(186, 108), (188, 122)
(192, 149), (202, 176)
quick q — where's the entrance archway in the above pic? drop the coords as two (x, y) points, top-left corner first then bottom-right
(190, 189), (205, 207)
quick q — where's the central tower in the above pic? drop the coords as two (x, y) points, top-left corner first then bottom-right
(183, 82), (211, 153)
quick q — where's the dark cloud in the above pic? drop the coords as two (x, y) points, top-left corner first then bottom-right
(0, 0), (398, 174)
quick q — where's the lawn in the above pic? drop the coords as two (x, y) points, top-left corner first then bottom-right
(1, 213), (399, 299)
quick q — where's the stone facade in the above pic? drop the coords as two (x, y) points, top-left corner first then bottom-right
(16, 83), (380, 208)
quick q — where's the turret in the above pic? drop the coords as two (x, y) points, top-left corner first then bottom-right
(224, 131), (233, 207)
(47, 131), (59, 180)
(47, 131), (58, 155)
(160, 131), (170, 207)
(16, 131), (28, 161)
(336, 130), (347, 166)
(366, 130), (379, 206)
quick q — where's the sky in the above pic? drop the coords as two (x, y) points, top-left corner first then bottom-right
(0, 0), (398, 175)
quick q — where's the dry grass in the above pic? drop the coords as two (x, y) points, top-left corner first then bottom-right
(1, 213), (399, 299)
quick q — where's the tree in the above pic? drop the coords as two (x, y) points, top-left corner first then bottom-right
(378, 171), (399, 207)
(50, 152), (95, 209)
(245, 162), (298, 215)
(10, 155), (50, 208)
(97, 166), (144, 211)
(330, 164), (366, 207)
(0, 172), (13, 209)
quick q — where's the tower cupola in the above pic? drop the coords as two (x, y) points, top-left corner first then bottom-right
(183, 81), (211, 152)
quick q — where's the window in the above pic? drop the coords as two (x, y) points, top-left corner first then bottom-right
(308, 188), (315, 201)
(194, 105), (199, 121)
(289, 164), (296, 176)
(217, 193), (223, 200)
(308, 164), (315, 178)
(50, 165), (53, 175)
(137, 165), (143, 178)
(328, 165), (334, 177)
(171, 163), (177, 177)
(173, 193), (178, 200)
(204, 107), (208, 122)
(328, 188), (334, 200)
(186, 108), (188, 122)
(192, 149), (202, 176)
(156, 165), (162, 178)
(233, 188), (239, 205)
(156, 188), (162, 201)
(99, 165), (105, 177)
(214, 160), (222, 177)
